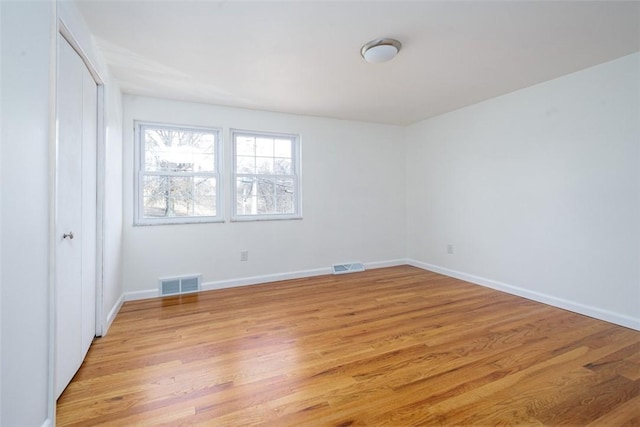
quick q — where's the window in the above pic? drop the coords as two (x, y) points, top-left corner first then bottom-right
(135, 122), (222, 225)
(232, 130), (301, 220)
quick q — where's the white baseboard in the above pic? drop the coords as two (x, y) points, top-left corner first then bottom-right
(41, 418), (53, 427)
(123, 259), (408, 301)
(124, 288), (159, 301)
(202, 259), (408, 292)
(101, 293), (125, 336)
(407, 259), (640, 331)
(202, 267), (331, 291)
(364, 258), (407, 269)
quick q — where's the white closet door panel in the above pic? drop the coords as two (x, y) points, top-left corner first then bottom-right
(81, 66), (97, 356)
(55, 35), (84, 399)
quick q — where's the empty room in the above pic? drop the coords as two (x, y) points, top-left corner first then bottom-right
(1, 1), (639, 426)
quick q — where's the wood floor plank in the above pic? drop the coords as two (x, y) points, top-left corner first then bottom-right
(586, 394), (640, 427)
(57, 265), (640, 425)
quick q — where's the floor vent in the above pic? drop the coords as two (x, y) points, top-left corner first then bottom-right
(331, 262), (365, 275)
(159, 274), (201, 296)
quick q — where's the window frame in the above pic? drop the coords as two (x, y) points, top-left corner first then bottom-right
(134, 121), (224, 226)
(231, 129), (302, 222)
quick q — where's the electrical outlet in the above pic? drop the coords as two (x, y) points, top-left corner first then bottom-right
(447, 244), (454, 254)
(240, 250), (249, 262)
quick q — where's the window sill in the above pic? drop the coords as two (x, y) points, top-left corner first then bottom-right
(134, 217), (225, 226)
(230, 215), (303, 222)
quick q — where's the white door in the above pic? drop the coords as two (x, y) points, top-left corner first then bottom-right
(80, 53), (97, 356)
(55, 34), (98, 399)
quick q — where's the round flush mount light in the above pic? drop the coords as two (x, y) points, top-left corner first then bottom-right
(360, 38), (402, 63)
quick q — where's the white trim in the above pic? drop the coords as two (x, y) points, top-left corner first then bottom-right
(135, 217), (225, 226)
(47, 5), (58, 424)
(203, 267), (331, 292)
(123, 259), (405, 301)
(364, 259), (406, 269)
(124, 289), (159, 302)
(58, 20), (104, 85)
(407, 259), (640, 331)
(231, 215), (303, 222)
(41, 418), (54, 427)
(94, 73), (106, 337)
(102, 293), (124, 336)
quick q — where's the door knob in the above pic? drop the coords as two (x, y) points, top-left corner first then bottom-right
(63, 231), (74, 240)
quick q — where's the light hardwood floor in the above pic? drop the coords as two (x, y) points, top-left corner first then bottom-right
(57, 265), (640, 426)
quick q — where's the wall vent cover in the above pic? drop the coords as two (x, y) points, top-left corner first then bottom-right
(159, 274), (201, 296)
(331, 262), (365, 275)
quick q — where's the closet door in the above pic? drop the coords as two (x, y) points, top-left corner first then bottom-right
(55, 34), (98, 399)
(80, 58), (97, 356)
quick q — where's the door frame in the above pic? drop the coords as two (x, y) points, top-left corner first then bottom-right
(49, 16), (106, 418)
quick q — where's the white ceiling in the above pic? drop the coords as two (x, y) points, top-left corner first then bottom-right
(76, 1), (640, 126)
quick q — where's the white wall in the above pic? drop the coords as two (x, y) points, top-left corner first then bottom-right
(1, 1), (55, 425)
(122, 96), (405, 296)
(102, 82), (124, 331)
(406, 53), (640, 329)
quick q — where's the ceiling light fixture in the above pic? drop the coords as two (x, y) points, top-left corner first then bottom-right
(360, 38), (402, 63)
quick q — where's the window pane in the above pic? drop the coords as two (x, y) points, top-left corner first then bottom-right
(236, 177), (288, 215)
(255, 137), (274, 157)
(144, 128), (216, 173)
(236, 136), (255, 156)
(236, 177), (256, 215)
(274, 139), (291, 158)
(256, 157), (273, 174)
(143, 175), (193, 217)
(256, 179), (275, 214)
(172, 197), (192, 217)
(143, 175), (167, 217)
(275, 178), (295, 214)
(237, 156), (256, 173)
(193, 177), (216, 216)
(274, 157), (292, 175)
(143, 175), (216, 218)
(193, 154), (215, 173)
